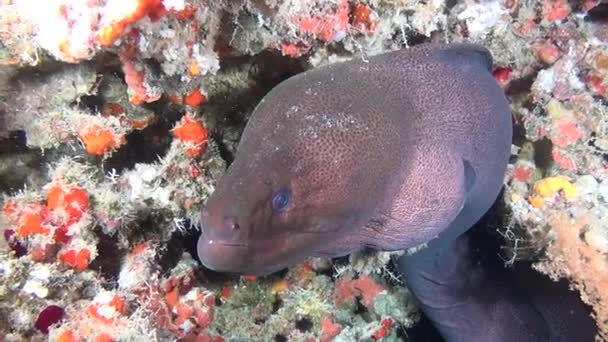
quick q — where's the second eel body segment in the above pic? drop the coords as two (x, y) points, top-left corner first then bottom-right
(197, 43), (596, 341)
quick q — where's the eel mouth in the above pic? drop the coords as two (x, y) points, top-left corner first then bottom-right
(197, 237), (251, 273)
(205, 240), (249, 248)
(196, 231), (323, 275)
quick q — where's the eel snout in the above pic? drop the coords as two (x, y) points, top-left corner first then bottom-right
(197, 202), (252, 272)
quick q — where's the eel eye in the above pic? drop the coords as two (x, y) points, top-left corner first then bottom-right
(271, 188), (292, 212)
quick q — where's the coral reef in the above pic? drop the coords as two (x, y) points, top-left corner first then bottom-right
(0, 0), (606, 340)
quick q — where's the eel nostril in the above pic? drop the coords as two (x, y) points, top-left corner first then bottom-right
(224, 217), (240, 231)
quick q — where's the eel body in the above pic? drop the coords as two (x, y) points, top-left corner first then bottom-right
(197, 43), (596, 341)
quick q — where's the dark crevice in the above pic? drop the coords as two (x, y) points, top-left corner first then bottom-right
(353, 297), (367, 315)
(103, 118), (174, 173)
(125, 213), (181, 276)
(510, 119), (528, 164)
(532, 137), (554, 172)
(6, 61), (67, 85)
(212, 131), (236, 165)
(89, 227), (123, 288)
(403, 313), (444, 342)
(272, 297), (283, 314)
(317, 264), (335, 279)
(398, 28), (432, 47)
(254, 317), (266, 325)
(0, 130), (28, 153)
(274, 334), (287, 342)
(512, 121), (528, 149)
(78, 93), (105, 114)
(73, 60), (183, 174)
(181, 221), (200, 263)
(383, 258), (403, 287)
(506, 70), (539, 96)
(0, 130), (44, 193)
(585, 3), (608, 22)
(520, 98), (539, 112)
(295, 317), (313, 332)
(330, 255), (351, 280)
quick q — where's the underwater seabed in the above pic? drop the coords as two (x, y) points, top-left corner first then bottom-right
(1, 0), (607, 341)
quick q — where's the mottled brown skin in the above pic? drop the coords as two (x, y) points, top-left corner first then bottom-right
(197, 43), (596, 341)
(199, 43), (508, 272)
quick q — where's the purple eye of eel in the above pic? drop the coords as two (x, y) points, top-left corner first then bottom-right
(271, 188), (291, 212)
(196, 43), (597, 341)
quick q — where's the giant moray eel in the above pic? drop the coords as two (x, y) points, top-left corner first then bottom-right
(197, 43), (596, 341)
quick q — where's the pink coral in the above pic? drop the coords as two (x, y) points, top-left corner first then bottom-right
(542, 0), (571, 21)
(333, 275), (385, 307)
(552, 118), (583, 147)
(551, 148), (577, 170)
(296, 0), (349, 42)
(121, 55), (161, 105)
(320, 315), (342, 342)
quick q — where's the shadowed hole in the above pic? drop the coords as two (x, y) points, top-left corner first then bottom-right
(295, 317), (313, 332)
(585, 3), (608, 22)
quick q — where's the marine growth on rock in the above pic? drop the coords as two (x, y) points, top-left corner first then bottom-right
(0, 0), (606, 341)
